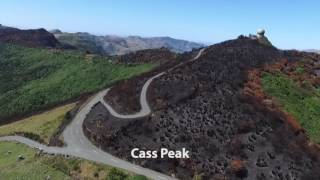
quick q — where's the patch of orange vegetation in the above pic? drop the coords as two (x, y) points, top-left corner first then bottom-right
(265, 58), (320, 87)
(243, 60), (303, 133)
(231, 159), (245, 172)
(243, 69), (266, 100)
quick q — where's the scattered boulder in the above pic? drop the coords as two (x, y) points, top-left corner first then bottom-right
(18, 154), (25, 160)
(46, 175), (51, 180)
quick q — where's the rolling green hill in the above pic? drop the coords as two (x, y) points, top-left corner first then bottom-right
(0, 43), (155, 120)
(262, 72), (320, 143)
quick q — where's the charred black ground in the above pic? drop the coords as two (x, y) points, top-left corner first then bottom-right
(104, 49), (196, 114)
(84, 38), (320, 180)
(113, 47), (178, 64)
(0, 26), (60, 48)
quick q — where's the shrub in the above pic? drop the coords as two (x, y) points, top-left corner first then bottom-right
(294, 67), (305, 74)
(106, 168), (128, 180)
(129, 175), (148, 180)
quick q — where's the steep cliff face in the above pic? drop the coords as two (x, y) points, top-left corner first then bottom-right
(84, 38), (320, 180)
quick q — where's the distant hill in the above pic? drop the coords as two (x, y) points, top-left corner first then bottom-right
(0, 25), (205, 55)
(52, 30), (205, 55)
(305, 49), (320, 54)
(0, 25), (60, 48)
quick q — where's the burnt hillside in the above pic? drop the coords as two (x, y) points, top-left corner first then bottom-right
(104, 48), (197, 114)
(114, 47), (178, 64)
(84, 37), (320, 180)
(0, 26), (60, 48)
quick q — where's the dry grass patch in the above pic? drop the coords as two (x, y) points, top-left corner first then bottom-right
(0, 103), (76, 144)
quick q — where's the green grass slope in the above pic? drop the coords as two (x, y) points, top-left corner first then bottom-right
(0, 103), (76, 144)
(0, 141), (148, 179)
(262, 73), (320, 143)
(0, 43), (155, 120)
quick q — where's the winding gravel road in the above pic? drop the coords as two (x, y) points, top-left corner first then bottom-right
(101, 48), (206, 118)
(0, 48), (205, 180)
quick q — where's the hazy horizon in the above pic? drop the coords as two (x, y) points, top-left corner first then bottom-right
(1, 0), (319, 50)
(1, 23), (214, 45)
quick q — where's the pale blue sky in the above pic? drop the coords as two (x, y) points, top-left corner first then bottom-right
(0, 0), (319, 49)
